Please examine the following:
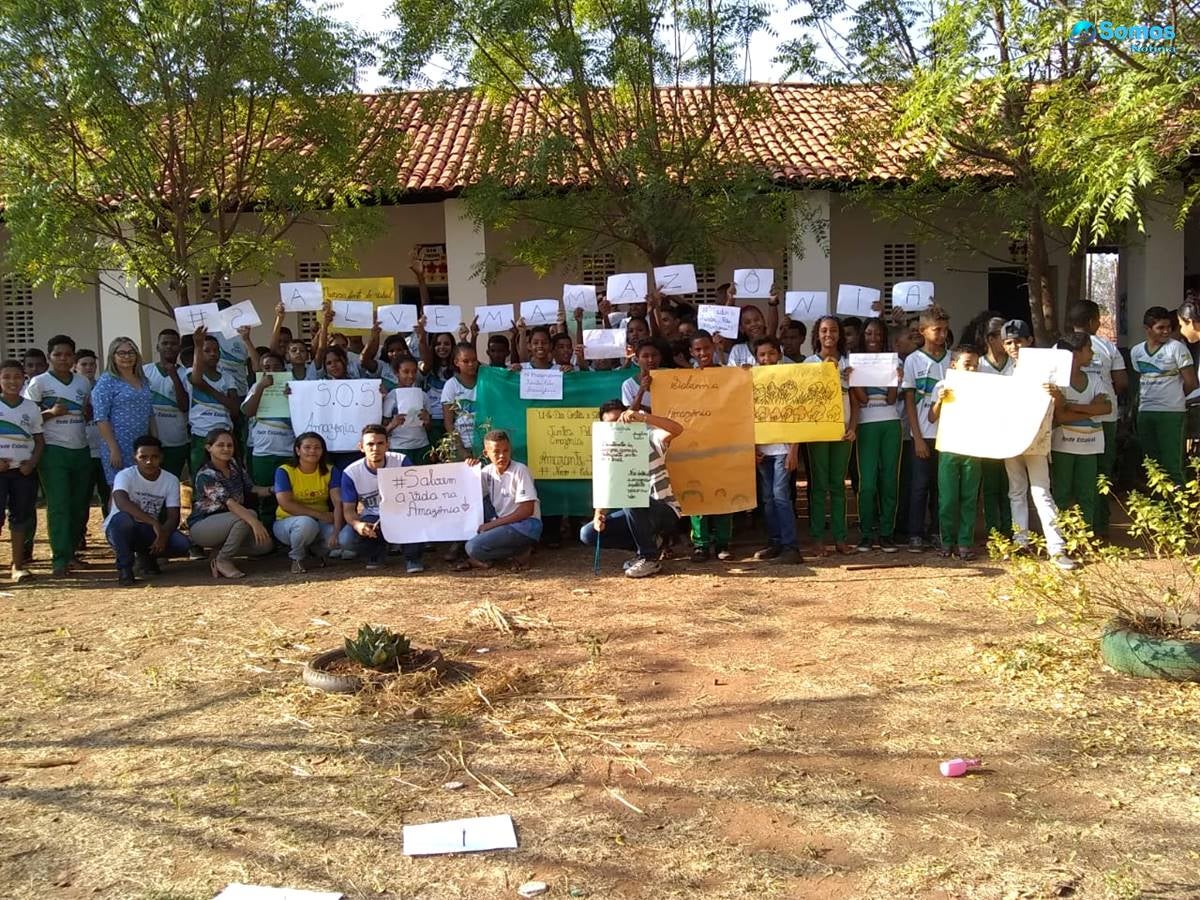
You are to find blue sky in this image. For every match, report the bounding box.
[333,0,803,90]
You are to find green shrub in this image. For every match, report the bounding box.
[344,624,411,671]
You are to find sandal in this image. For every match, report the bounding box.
[690,547,710,562]
[290,559,307,574]
[956,547,977,561]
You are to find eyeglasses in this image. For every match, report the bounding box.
[114,349,138,357]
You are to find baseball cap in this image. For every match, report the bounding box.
[1000,319,1032,340]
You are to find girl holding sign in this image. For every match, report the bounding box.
[384,358,432,462]
[723,285,780,367]
[442,343,480,459]
[1049,332,1111,528]
[804,316,857,555]
[417,319,455,449]
[187,328,242,478]
[850,318,902,552]
[241,352,295,527]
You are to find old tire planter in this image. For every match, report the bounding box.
[1100,619,1200,682]
[302,647,444,694]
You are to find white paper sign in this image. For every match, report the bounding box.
[892,280,935,311]
[426,304,463,334]
[379,462,484,544]
[215,885,342,900]
[402,813,518,857]
[519,367,564,401]
[733,268,774,299]
[563,284,598,315]
[654,264,697,296]
[936,369,1053,459]
[218,300,262,337]
[698,304,741,340]
[848,352,901,387]
[286,379,382,452]
[583,329,628,360]
[173,303,223,335]
[785,290,828,319]
[520,299,559,327]
[278,282,324,312]
[473,304,514,333]
[592,422,650,508]
[836,284,881,316]
[1014,347,1073,388]
[376,304,419,332]
[328,300,374,331]
[606,273,648,305]
[385,386,427,446]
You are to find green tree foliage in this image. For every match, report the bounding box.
[386,0,805,273]
[0,0,395,314]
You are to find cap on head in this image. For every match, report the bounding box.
[1000,319,1032,340]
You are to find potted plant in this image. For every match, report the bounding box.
[990,460,1200,681]
[303,624,443,693]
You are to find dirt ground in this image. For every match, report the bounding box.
[2,511,1200,900]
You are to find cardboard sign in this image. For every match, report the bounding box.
[173,303,223,335]
[218,300,262,337]
[520,299,559,327]
[606,273,648,305]
[785,290,828,319]
[519,367,563,401]
[286,379,382,452]
[379,462,484,544]
[563,284,598,315]
[473,304,514,333]
[254,371,293,419]
[592,422,650,508]
[278,282,324,312]
[328,300,374,331]
[697,304,741,340]
[583,329,627,360]
[733,268,773,299]
[320,277,396,334]
[752,362,844,443]
[654,264,697,296]
[527,407,594,479]
[892,280,935,311]
[935,369,1053,459]
[1014,347,1073,388]
[376,304,419,332]
[835,284,881,316]
[847,352,901,388]
[426,304,463,334]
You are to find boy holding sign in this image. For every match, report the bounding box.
[339,424,424,573]
[0,358,44,581]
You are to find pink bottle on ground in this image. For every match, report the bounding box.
[939,757,982,777]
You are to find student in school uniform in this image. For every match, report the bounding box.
[1130,306,1196,486]
[779,319,807,363]
[1049,331,1111,529]
[383,357,433,464]
[74,349,109,516]
[0,358,44,581]
[241,351,294,527]
[686,330,735,561]
[974,316,1014,538]
[928,344,982,559]
[901,306,951,552]
[621,340,661,413]
[103,435,190,586]
[852,317,902,552]
[442,343,480,460]
[805,316,856,555]
[752,337,804,564]
[460,429,543,573]
[339,424,425,573]
[143,329,192,478]
[725,288,780,367]
[187,327,243,478]
[273,432,343,574]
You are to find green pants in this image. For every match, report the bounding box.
[856,420,901,541]
[162,444,189,480]
[90,458,111,511]
[1138,410,1185,485]
[1096,421,1116,533]
[937,451,981,549]
[980,459,1012,538]
[250,453,290,528]
[39,445,93,570]
[190,435,209,481]
[1052,451,1099,528]
[809,440,852,544]
[689,514,732,551]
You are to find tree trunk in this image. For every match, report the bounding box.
[1065,247,1085,309]
[1027,213,1058,345]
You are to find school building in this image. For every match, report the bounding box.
[0,84,1194,356]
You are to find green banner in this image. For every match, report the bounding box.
[474,366,629,516]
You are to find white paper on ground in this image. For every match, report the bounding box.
[214,885,342,900]
[847,352,901,387]
[402,814,518,856]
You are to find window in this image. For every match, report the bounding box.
[692,263,718,304]
[296,261,332,338]
[198,272,231,303]
[882,243,918,310]
[1,276,35,357]
[580,253,617,288]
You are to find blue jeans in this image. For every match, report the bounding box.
[465,500,542,563]
[339,514,420,564]
[273,516,337,561]
[579,500,679,560]
[756,453,798,549]
[104,511,191,571]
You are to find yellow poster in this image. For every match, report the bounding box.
[650,367,756,515]
[935,369,1052,459]
[320,277,396,333]
[527,407,595,479]
[752,362,844,443]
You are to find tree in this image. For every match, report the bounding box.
[0,0,396,315]
[779,0,1194,343]
[385,0,808,275]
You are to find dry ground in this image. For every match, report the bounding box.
[2,514,1200,900]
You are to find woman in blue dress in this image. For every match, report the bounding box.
[91,336,154,484]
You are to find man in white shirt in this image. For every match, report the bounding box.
[104,435,190,586]
[339,424,424,573]
[461,430,542,571]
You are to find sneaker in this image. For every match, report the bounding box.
[1052,555,1078,571]
[624,557,661,578]
[753,544,782,561]
[716,548,735,561]
[879,537,898,553]
[906,536,926,553]
[327,548,343,559]
[690,547,710,563]
[187,546,206,561]
[855,539,872,553]
[10,567,31,583]
[365,556,383,571]
[937,545,952,558]
[771,546,805,565]
[117,568,137,587]
[406,559,425,574]
[622,556,640,572]
[133,554,161,577]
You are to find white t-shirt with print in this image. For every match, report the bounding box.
[440,377,477,450]
[1085,334,1124,424]
[1052,372,1105,455]
[902,349,950,440]
[104,465,181,528]
[187,371,236,437]
[0,396,43,463]
[621,376,650,410]
[383,387,430,451]
[23,371,91,450]
[482,460,541,520]
[143,363,191,447]
[1131,339,1193,413]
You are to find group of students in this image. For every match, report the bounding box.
[0,277,1193,584]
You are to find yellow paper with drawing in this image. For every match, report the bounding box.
[320,277,396,333]
[651,367,756,515]
[935,369,1052,459]
[752,362,844,443]
[527,407,594,479]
